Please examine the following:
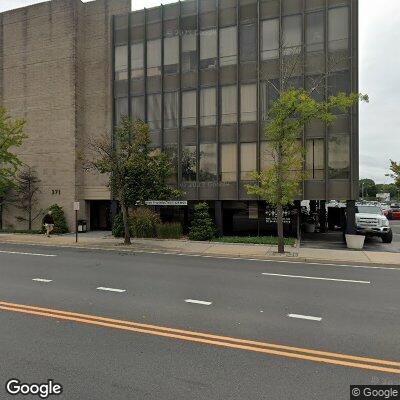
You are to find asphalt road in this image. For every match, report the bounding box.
[0,243,399,399]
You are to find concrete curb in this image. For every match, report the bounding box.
[1,238,399,268]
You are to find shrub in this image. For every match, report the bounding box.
[42,204,69,234]
[131,207,160,238]
[156,222,183,239]
[188,202,215,241]
[112,213,126,238]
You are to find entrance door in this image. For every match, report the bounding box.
[90,201,111,230]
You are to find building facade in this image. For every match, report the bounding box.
[113,0,358,234]
[0,0,130,230]
[0,0,358,234]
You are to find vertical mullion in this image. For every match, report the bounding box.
[301,0,305,200]
[161,6,165,151]
[178,1,182,190]
[350,0,356,200]
[196,0,200,200]
[127,13,132,142]
[111,15,116,149]
[256,0,261,175]
[144,9,148,123]
[216,0,220,200]
[324,0,328,200]
[236,0,240,201]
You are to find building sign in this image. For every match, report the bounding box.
[73,201,80,211]
[265,207,296,224]
[145,200,188,206]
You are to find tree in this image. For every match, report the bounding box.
[188,202,215,241]
[15,166,42,231]
[246,84,367,253]
[386,160,400,190]
[0,108,26,228]
[359,178,377,199]
[85,117,180,245]
[46,204,69,234]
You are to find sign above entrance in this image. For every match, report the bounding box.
[145,200,188,206]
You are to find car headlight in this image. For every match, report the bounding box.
[381,219,389,227]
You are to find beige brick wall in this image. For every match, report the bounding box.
[0,0,130,231]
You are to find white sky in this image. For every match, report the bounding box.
[1,0,399,184]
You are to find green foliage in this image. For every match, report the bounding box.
[155,222,183,239]
[188,202,215,241]
[86,118,181,244]
[359,178,377,198]
[0,108,26,197]
[212,236,295,246]
[246,89,366,207]
[112,213,126,238]
[131,207,160,238]
[387,160,400,189]
[43,204,69,234]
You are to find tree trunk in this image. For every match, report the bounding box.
[120,200,131,245]
[276,202,284,253]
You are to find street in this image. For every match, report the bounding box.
[0,243,399,399]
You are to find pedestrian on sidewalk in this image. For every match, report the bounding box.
[43,211,55,237]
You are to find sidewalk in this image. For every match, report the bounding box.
[0,232,399,266]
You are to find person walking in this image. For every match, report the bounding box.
[43,210,55,237]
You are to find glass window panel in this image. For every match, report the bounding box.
[240,142,256,180]
[200,29,217,70]
[306,75,325,101]
[328,7,349,51]
[131,96,145,121]
[220,143,237,182]
[182,31,197,73]
[182,90,197,127]
[328,70,350,96]
[261,18,279,60]
[283,15,302,55]
[240,24,256,62]
[147,93,162,131]
[306,139,325,180]
[328,135,350,179]
[115,97,128,127]
[199,143,217,181]
[221,85,237,125]
[114,45,128,81]
[131,42,144,78]
[182,145,197,182]
[306,12,324,53]
[220,26,237,66]
[260,141,274,170]
[147,39,161,76]
[261,80,279,120]
[164,92,179,129]
[164,144,178,184]
[200,87,217,126]
[164,36,179,74]
[241,84,257,122]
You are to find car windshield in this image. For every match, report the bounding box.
[356,206,382,215]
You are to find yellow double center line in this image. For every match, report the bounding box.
[1,300,399,374]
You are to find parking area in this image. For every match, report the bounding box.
[301,220,400,253]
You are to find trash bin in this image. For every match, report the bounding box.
[77,219,87,233]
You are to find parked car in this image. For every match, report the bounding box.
[383,204,400,220]
[356,204,393,243]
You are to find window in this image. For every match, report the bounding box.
[200,87,216,126]
[328,71,350,96]
[200,29,217,70]
[221,85,237,124]
[306,139,324,180]
[328,7,349,52]
[164,36,179,74]
[261,19,279,60]
[241,84,257,122]
[182,145,197,182]
[199,143,217,181]
[261,80,279,120]
[282,15,302,55]
[147,94,161,131]
[182,90,197,127]
[220,143,237,182]
[328,135,350,179]
[182,31,197,73]
[240,24,256,62]
[164,144,178,184]
[131,96,145,121]
[220,26,237,66]
[115,97,128,127]
[240,142,256,180]
[260,141,274,170]
[164,92,179,129]
[306,12,324,53]
[131,42,144,78]
[114,45,128,81]
[306,75,325,101]
[147,39,161,76]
